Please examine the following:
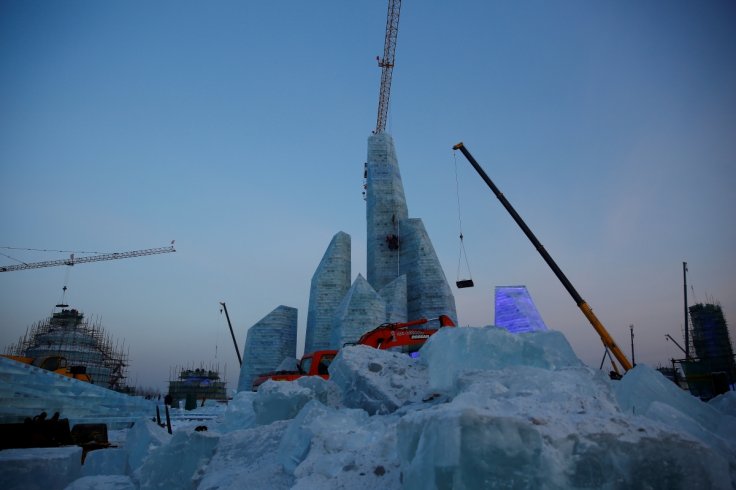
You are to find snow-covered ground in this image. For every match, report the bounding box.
[1,326,735,489]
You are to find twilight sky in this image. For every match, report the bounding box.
[1,0,734,391]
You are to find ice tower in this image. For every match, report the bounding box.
[306,133,456,350]
[237,305,297,392]
[365,134,456,324]
[304,231,351,353]
[245,2,456,372]
[366,133,409,291]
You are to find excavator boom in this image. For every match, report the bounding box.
[252,314,455,390]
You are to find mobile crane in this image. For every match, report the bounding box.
[452,142,632,375]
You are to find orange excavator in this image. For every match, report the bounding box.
[251,315,455,391]
[1,355,93,383]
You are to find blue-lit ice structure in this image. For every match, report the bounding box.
[494,285,549,334]
[237,306,297,392]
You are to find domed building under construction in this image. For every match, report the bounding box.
[4,307,129,390]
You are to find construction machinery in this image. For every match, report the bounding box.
[219,302,243,366]
[452,142,633,375]
[374,0,401,134]
[0,243,176,272]
[251,315,455,390]
[1,355,93,383]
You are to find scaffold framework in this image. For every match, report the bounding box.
[5,308,130,390]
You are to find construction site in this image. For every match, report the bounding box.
[167,364,228,409]
[673,302,736,399]
[3,307,130,391]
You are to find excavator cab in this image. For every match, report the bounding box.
[35,356,67,371]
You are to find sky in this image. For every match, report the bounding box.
[1,0,735,392]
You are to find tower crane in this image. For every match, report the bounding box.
[375,0,402,134]
[0,243,176,272]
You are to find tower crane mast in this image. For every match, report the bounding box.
[375,0,402,134]
[0,244,176,272]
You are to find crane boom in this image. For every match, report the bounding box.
[375,0,402,134]
[452,142,633,374]
[0,244,176,272]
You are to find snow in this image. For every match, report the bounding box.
[2,326,735,489]
[329,345,428,414]
[710,390,736,417]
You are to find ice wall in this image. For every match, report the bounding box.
[0,356,154,428]
[494,285,549,333]
[330,274,386,348]
[365,133,409,292]
[29,326,736,490]
[399,218,457,323]
[238,306,297,392]
[304,231,351,353]
[379,274,408,323]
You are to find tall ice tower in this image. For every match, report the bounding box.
[366,133,408,291]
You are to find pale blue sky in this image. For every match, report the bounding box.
[1,1,734,391]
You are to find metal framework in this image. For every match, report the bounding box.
[0,244,175,272]
[375,0,402,134]
[5,308,130,390]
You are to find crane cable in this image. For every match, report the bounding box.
[453,150,473,283]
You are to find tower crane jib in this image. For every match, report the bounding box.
[0,244,176,272]
[375,0,402,134]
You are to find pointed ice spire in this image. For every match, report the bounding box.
[379,274,407,323]
[237,305,297,392]
[305,231,351,353]
[330,274,386,349]
[399,218,457,324]
[494,286,549,334]
[365,133,409,291]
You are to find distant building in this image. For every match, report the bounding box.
[168,366,227,409]
[688,302,735,390]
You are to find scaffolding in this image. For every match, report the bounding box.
[674,302,736,399]
[168,363,227,409]
[4,308,130,390]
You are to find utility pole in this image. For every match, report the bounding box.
[683,262,690,359]
[629,324,635,366]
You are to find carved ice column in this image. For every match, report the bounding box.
[237,305,297,392]
[305,231,351,353]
